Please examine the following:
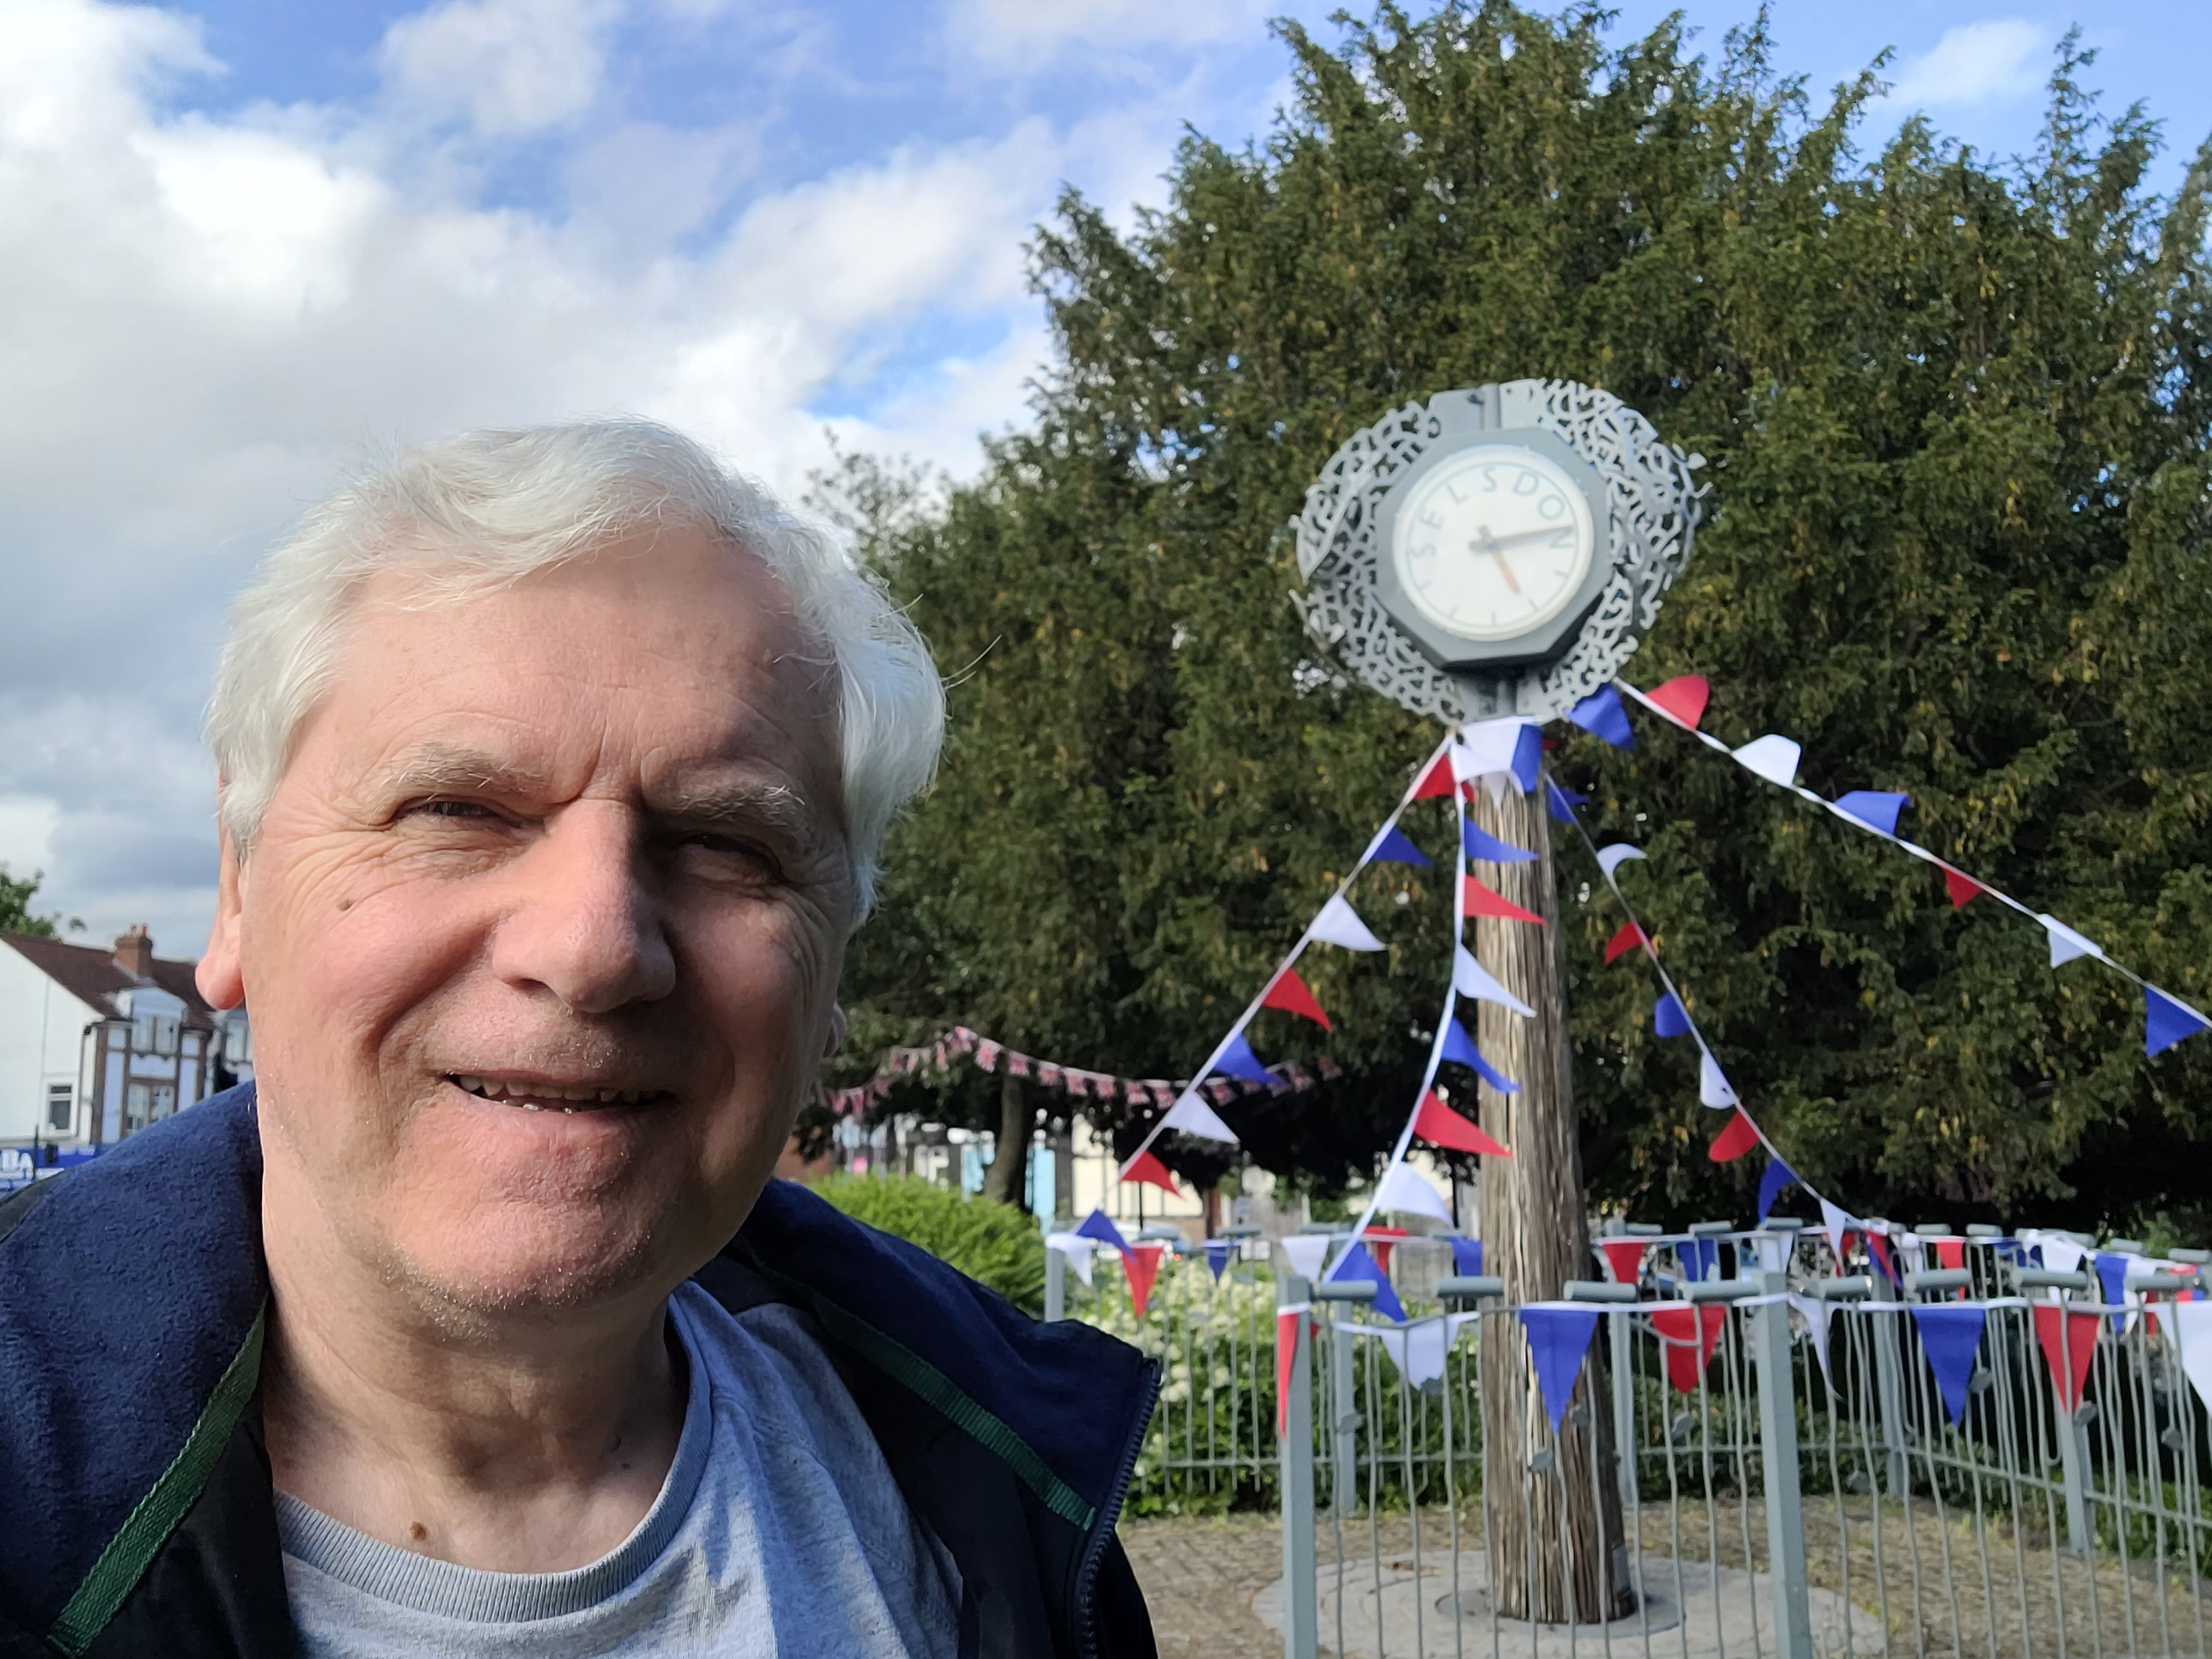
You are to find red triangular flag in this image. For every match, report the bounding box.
[1126,1243,1165,1318]
[2032,1304,2102,1416]
[1599,1239,1648,1285]
[1709,1109,1761,1163]
[1411,1090,1513,1157]
[1649,1304,1728,1393]
[1603,922,1648,965]
[1934,1237,1966,1272]
[1412,756,1455,799]
[1645,675,1710,730]
[1261,967,1332,1030]
[1275,1307,1304,1436]
[1122,1149,1180,1195]
[1464,875,1545,926]
[1942,866,1985,909]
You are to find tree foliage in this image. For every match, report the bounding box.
[0,866,58,938]
[826,4,2212,1234]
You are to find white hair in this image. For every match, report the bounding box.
[205,419,943,917]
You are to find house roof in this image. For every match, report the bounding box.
[1,932,218,1029]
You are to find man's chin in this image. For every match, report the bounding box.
[388,1218,672,1322]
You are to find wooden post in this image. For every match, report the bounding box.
[1473,778,1631,1623]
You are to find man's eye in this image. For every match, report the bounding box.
[680,833,781,875]
[413,799,497,820]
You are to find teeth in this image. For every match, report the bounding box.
[451,1076,655,1108]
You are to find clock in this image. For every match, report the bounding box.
[1389,443,1597,645]
[1292,381,1702,721]
[1369,421,1613,673]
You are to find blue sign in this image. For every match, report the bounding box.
[0,1145,100,1192]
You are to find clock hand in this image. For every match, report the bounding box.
[1483,524,1574,550]
[1470,527,1522,594]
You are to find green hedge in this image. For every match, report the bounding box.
[811,1175,1047,1316]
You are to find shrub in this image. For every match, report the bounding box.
[812,1174,1047,1315]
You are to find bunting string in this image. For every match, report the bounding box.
[820,1025,1341,1119]
[1612,676,2212,1056]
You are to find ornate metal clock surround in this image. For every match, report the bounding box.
[1292,379,1706,723]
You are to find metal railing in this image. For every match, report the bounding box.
[1056,1225,2212,1658]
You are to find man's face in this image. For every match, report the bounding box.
[200,524,854,1317]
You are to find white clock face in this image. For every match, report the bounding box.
[1389,443,1597,642]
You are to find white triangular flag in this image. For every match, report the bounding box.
[2040,914,2104,967]
[1595,845,1645,879]
[2170,1301,2212,1417]
[1369,1319,1451,1388]
[1455,947,1535,1017]
[1457,717,1531,778]
[2027,1230,2086,1277]
[1820,1197,1854,1263]
[1280,1234,1333,1281]
[1788,1292,1833,1382]
[1733,734,1803,788]
[1375,1160,1455,1222]
[1162,1092,1239,1143]
[1044,1234,1098,1287]
[1311,894,1385,952]
[1698,1049,1737,1108]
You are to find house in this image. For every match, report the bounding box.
[0,927,249,1166]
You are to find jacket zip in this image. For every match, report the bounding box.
[1071,1356,1162,1659]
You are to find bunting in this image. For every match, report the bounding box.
[1648,1304,1729,1394]
[1440,1018,1521,1093]
[1912,1304,1987,1426]
[1709,1110,1761,1162]
[1122,1150,1180,1195]
[1275,1301,1310,1436]
[1598,1238,1648,1285]
[1757,1156,1798,1223]
[1613,675,2212,1066]
[2032,1304,2102,1416]
[1126,1243,1165,1319]
[1260,969,1333,1030]
[1464,873,1546,925]
[1522,1305,1600,1431]
[1412,1090,1513,1158]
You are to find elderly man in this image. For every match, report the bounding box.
[0,423,1159,1656]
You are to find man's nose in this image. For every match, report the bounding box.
[491,802,676,1014]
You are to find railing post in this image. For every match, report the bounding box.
[2057,1404,2093,1555]
[1044,1243,1067,1323]
[1867,1259,1911,1497]
[1610,1306,1636,1511]
[1330,1314,1358,1516]
[1754,1270,1814,1659]
[1278,1274,1318,1659]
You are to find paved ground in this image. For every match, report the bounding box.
[1123,1500,2212,1659]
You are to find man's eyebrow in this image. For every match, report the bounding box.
[649,775,820,841]
[380,745,556,799]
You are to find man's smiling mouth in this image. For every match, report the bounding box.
[448,1076,669,1113]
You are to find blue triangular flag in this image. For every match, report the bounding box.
[1449,1237,1484,1276]
[1654,993,1692,1038]
[1203,1240,1233,1281]
[1911,1304,1987,1426]
[1833,790,1910,836]
[1440,1019,1522,1093]
[1211,1031,1277,1086]
[1522,1305,1601,1430]
[2094,1250,2131,1330]
[1510,725,1543,791]
[1756,1156,1798,1223]
[1547,781,1587,823]
[1568,685,1636,750]
[1328,1240,1406,1322]
[1075,1208,1130,1256]
[1464,821,1537,864]
[1680,1238,1719,1283]
[1371,826,1432,868]
[2145,987,2210,1056]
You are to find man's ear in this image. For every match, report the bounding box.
[196,818,246,1011]
[824,1004,848,1059]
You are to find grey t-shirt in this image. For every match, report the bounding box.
[276,1283,961,1657]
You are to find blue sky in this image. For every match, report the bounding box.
[5,0,2210,959]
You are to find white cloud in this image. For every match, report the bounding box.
[946,0,1274,73]
[379,0,621,136]
[0,0,1225,953]
[1887,20,2047,109]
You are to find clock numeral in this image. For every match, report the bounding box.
[1539,494,1567,520]
[1512,470,1540,497]
[1480,467,1499,493]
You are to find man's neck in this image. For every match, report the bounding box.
[259,1197,687,1573]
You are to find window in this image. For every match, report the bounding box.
[150,1083,176,1121]
[44,1083,71,1134]
[125,1083,152,1134]
[131,1014,156,1053]
[153,1018,179,1058]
